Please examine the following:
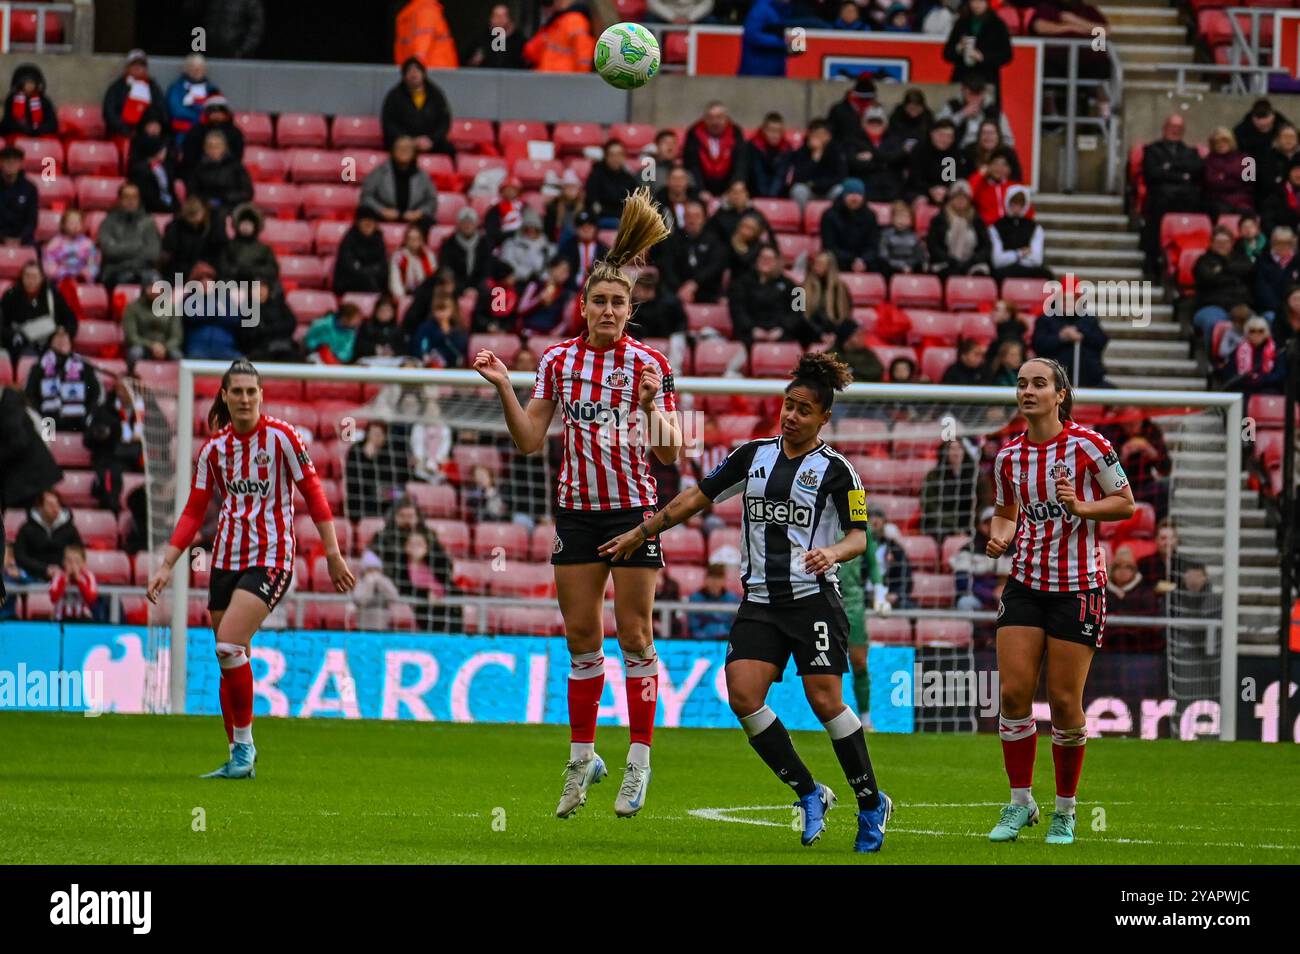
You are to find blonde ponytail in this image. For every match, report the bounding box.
[583,186,672,297]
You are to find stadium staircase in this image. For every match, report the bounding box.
[1038,192,1276,645]
[1100,1,1208,93]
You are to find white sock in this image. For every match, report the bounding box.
[1056,795,1077,816]
[570,742,595,761]
[628,742,650,768]
[1011,786,1034,806]
[233,725,253,745]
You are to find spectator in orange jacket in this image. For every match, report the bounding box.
[524,0,596,73]
[394,0,459,70]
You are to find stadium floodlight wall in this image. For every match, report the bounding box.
[168,361,1246,739]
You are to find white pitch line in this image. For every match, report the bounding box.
[687,805,1297,851]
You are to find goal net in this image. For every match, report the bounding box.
[135,361,1244,739]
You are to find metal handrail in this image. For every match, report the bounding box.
[1036,37,1124,194]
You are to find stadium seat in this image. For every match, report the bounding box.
[467,333,521,367]
[1000,277,1051,315]
[253,182,302,218]
[489,562,556,598]
[455,154,508,182]
[915,202,939,237]
[889,273,943,308]
[418,153,458,190]
[10,136,63,173]
[827,417,888,453]
[58,103,105,141]
[311,219,350,256]
[288,148,345,183]
[693,339,746,376]
[942,534,973,571]
[920,346,957,383]
[665,564,705,597]
[855,458,933,495]
[452,445,504,480]
[1176,248,1201,290]
[276,113,329,149]
[803,199,831,235]
[404,482,459,519]
[661,524,705,565]
[961,312,997,342]
[331,114,384,149]
[66,140,120,176]
[552,122,605,156]
[915,619,974,647]
[75,176,124,211]
[235,112,274,146]
[36,208,61,243]
[684,302,731,336]
[73,508,119,550]
[512,157,563,191]
[450,557,492,593]
[0,244,37,279]
[900,534,940,572]
[945,275,999,311]
[33,173,75,210]
[74,320,122,357]
[472,521,529,561]
[300,184,360,219]
[1159,213,1212,269]
[448,118,496,153]
[866,616,913,645]
[278,254,328,290]
[840,272,886,306]
[261,218,314,255]
[867,493,920,529]
[775,233,817,267]
[529,523,557,562]
[714,414,760,445]
[907,310,962,346]
[51,432,92,468]
[752,198,801,233]
[750,342,803,378]
[497,119,550,152]
[355,516,385,554]
[909,572,956,608]
[56,470,97,508]
[74,283,109,321]
[494,605,566,637]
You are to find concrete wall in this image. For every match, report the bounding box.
[0,53,629,123]
[1123,88,1300,152]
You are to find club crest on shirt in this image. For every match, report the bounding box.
[796,467,820,490]
[254,450,271,467]
[603,368,632,390]
[1048,462,1073,482]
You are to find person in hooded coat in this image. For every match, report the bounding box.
[1,63,58,136]
[989,184,1051,280]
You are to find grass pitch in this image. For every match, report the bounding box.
[2,712,1297,865]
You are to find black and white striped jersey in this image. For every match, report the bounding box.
[697,436,869,605]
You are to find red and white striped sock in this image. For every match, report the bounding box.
[567,650,605,761]
[1051,724,1087,815]
[623,647,658,767]
[999,712,1038,805]
[216,642,254,746]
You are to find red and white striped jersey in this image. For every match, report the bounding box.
[994,420,1129,592]
[185,416,322,572]
[532,333,677,511]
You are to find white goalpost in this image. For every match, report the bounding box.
[146,360,1244,740]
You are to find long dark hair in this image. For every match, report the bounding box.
[1021,356,1073,422]
[787,351,854,411]
[208,358,261,432]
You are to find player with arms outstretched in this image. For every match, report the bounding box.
[147,359,355,778]
[985,357,1135,844]
[602,354,892,852]
[473,187,680,819]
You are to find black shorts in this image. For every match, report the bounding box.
[997,576,1106,649]
[726,592,850,679]
[550,506,665,567]
[208,565,293,613]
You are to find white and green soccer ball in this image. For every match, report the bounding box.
[594,22,661,90]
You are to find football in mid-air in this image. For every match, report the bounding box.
[594,22,661,90]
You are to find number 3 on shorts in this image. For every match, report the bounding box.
[814,620,830,651]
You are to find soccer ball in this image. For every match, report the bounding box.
[594,22,661,90]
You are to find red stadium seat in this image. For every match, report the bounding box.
[405,482,459,519]
[253,182,302,218]
[472,521,529,560]
[909,572,956,608]
[494,605,566,637]
[468,333,521,367]
[665,564,705,597]
[56,469,97,508]
[66,140,120,175]
[866,617,913,645]
[276,113,329,149]
[286,288,338,321]
[661,524,705,565]
[34,173,75,210]
[85,550,131,585]
[497,119,550,151]
[447,118,496,153]
[868,493,920,528]
[331,114,384,150]
[10,136,63,173]
[775,233,817,267]
[312,219,350,256]
[58,103,105,141]
[452,445,504,480]
[418,153,458,190]
[961,312,997,342]
[855,458,933,495]
[906,310,963,346]
[244,145,291,182]
[0,244,36,279]
[920,346,957,383]
[76,176,125,212]
[1176,248,1201,290]
[916,619,974,647]
[1248,394,1290,429]
[288,148,345,184]
[889,273,943,308]
[278,254,328,290]
[235,112,274,146]
[684,302,731,336]
[300,184,360,220]
[750,342,803,378]
[489,562,556,598]
[51,432,92,468]
[899,534,940,571]
[915,202,939,237]
[552,122,605,156]
[715,414,761,445]
[261,218,314,255]
[607,123,656,152]
[693,339,746,376]
[1000,277,1051,315]
[753,198,801,233]
[840,272,886,306]
[455,153,508,181]
[73,508,119,550]
[1160,213,1212,270]
[74,283,109,321]
[74,319,122,357]
[942,534,973,571]
[945,275,999,311]
[827,417,888,453]
[803,199,831,234]
[512,157,563,191]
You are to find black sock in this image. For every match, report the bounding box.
[831,728,881,811]
[745,715,816,799]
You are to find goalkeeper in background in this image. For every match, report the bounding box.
[841,524,890,730]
